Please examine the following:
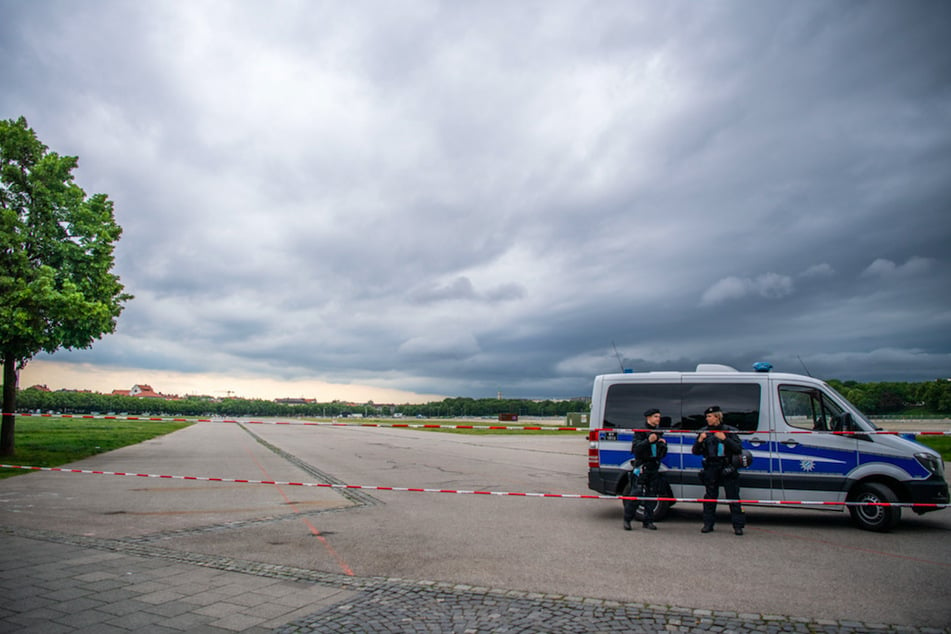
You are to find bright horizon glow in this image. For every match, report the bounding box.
[19,360,448,404]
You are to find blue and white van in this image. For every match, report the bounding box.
[587,364,948,531]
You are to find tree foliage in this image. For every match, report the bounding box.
[15,388,590,420]
[828,379,951,415]
[0,116,131,455]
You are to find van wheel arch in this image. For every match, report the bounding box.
[848,481,901,532]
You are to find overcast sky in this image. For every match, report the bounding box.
[3,1,950,402]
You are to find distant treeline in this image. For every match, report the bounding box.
[13,388,589,419]
[14,379,951,419]
[827,379,951,415]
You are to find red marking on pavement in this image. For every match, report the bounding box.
[244,448,354,577]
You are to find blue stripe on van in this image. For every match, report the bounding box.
[858,452,929,478]
[597,434,931,480]
[599,432,931,479]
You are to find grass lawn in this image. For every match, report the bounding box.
[0,416,193,479]
[916,436,951,462]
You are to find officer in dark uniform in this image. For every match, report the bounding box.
[692,405,746,535]
[623,408,667,530]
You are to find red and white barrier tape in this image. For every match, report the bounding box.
[5,413,950,435]
[9,412,196,422]
[0,464,945,509]
[232,420,583,431]
[4,413,583,431]
[594,427,951,436]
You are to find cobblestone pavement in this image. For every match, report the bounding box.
[3,526,947,634]
[278,585,950,634]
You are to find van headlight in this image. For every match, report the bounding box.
[915,452,945,478]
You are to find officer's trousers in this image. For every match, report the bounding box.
[700,465,745,529]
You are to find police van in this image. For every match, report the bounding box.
[587,364,948,531]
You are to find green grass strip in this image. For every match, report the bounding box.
[916,436,951,462]
[0,416,193,479]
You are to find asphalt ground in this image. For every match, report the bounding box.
[1,419,949,633]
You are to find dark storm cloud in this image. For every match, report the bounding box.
[3,1,950,399]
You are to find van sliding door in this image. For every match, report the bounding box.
[681,380,775,501]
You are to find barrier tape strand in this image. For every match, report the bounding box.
[4,413,949,435]
[593,427,950,436]
[3,413,583,432]
[1,464,945,510]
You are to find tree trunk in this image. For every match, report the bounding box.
[1,356,17,456]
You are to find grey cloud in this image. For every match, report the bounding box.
[8,1,951,399]
[800,264,835,278]
[398,330,481,360]
[700,273,795,307]
[411,277,479,303]
[861,257,935,279]
[484,283,526,302]
[410,277,527,304]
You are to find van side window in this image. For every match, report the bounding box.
[779,385,846,431]
[682,383,760,431]
[602,384,681,429]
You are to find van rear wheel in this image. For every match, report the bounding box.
[634,480,673,523]
[849,482,901,532]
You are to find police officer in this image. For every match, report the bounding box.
[623,408,667,530]
[692,405,746,535]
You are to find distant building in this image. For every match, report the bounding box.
[274,398,317,405]
[111,384,177,400]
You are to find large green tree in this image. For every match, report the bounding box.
[0,116,131,455]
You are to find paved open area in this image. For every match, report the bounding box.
[1,419,949,632]
[6,526,947,634]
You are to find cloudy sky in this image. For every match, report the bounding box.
[3,1,950,402]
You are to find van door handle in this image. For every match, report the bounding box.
[749,437,764,447]
[782,439,800,448]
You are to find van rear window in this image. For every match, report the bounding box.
[681,383,760,431]
[603,383,681,429]
[603,382,760,431]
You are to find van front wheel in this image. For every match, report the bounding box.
[849,483,901,532]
